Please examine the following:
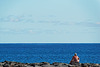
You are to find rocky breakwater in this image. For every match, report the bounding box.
[0,61,100,67]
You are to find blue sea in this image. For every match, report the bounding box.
[0,43,100,63]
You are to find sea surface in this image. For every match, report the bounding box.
[0,43,100,63]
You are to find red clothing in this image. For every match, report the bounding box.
[71,56,79,62]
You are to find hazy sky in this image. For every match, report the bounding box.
[0,0,100,43]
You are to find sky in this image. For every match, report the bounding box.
[0,0,100,43]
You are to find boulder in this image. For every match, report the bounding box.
[0,65,3,67]
[0,61,100,67]
[52,62,63,66]
[3,64,10,67]
[0,63,5,66]
[40,62,50,65]
[68,65,75,67]
[52,62,69,67]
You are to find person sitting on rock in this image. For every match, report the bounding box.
[70,53,80,64]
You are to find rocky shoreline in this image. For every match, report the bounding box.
[0,61,100,67]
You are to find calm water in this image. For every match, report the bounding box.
[0,43,100,63]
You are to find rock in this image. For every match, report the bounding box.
[29,63,35,66]
[40,62,50,67]
[34,66,41,67]
[4,61,11,64]
[31,62,50,66]
[41,64,50,67]
[61,64,68,67]
[14,65,19,67]
[52,62,63,66]
[81,63,88,67]
[40,62,50,66]
[3,64,10,67]
[0,61,100,67]
[0,65,3,67]
[81,63,100,67]
[25,66,33,67]
[30,63,40,66]
[49,65,55,67]
[93,64,100,67]
[52,62,69,67]
[9,65,16,67]
[68,64,75,67]
[0,62,5,66]
[69,62,81,67]
[10,62,17,65]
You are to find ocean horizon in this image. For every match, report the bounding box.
[0,43,100,64]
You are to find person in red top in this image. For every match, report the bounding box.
[70,53,80,64]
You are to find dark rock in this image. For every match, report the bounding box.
[4,61,11,64]
[3,64,10,67]
[93,64,100,67]
[14,65,19,67]
[29,63,35,66]
[68,64,75,67]
[40,62,50,65]
[52,62,63,66]
[30,63,40,66]
[41,65,50,67]
[82,63,90,67]
[0,61,100,67]
[81,63,100,67]
[62,64,69,67]
[25,66,33,67]
[9,65,16,67]
[31,62,50,66]
[52,62,68,67]
[40,62,50,67]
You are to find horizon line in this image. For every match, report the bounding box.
[0,42,100,43]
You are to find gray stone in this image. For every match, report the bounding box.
[62,64,68,67]
[49,65,55,67]
[68,64,75,67]
[93,65,100,67]
[0,65,3,67]
[0,61,100,67]
[40,62,50,66]
[10,63,16,65]
[41,65,50,67]
[81,63,88,67]
[0,63,4,66]
[35,65,41,67]
[52,62,63,66]
[25,66,33,67]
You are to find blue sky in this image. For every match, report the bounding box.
[0,0,100,43]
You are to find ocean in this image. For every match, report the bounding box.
[0,43,100,64]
